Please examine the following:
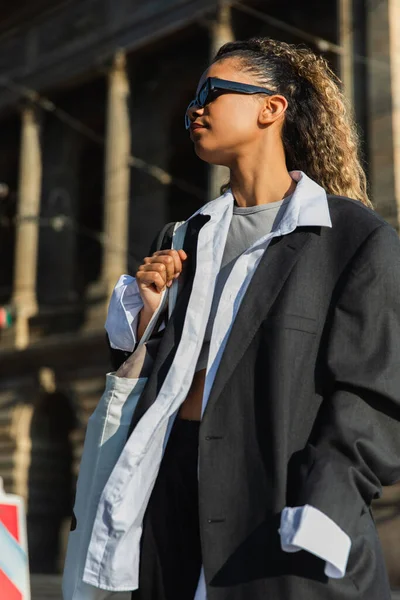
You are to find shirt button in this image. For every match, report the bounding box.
[205,436,211,441]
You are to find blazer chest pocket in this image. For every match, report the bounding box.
[264,313,317,335]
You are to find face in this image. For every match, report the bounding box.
[186,58,282,166]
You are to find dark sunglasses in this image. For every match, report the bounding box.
[185,77,278,130]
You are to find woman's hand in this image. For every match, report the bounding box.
[136,249,188,315]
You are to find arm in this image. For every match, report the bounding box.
[280,224,400,576]
[105,276,167,370]
[104,223,187,364]
[104,228,168,354]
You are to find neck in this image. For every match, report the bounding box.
[228,143,296,207]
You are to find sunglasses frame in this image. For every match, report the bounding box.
[185,77,278,129]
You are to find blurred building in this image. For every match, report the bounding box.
[0,0,399,585]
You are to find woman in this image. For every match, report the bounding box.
[105,38,400,599]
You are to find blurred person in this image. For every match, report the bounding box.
[105,38,400,599]
[28,368,76,573]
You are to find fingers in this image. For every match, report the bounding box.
[177,249,187,260]
[136,268,167,293]
[137,249,188,294]
[146,250,187,280]
[143,256,174,283]
[153,249,187,273]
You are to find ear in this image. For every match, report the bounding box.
[258,94,288,126]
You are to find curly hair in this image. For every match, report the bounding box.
[213,38,371,207]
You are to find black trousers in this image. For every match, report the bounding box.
[131,418,202,600]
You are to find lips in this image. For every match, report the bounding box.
[190,122,207,132]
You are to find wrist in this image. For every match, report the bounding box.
[137,305,156,341]
[140,305,156,319]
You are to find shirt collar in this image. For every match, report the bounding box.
[289,170,332,229]
[190,170,332,231]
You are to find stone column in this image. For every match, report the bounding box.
[367,0,400,230]
[101,50,131,298]
[388,0,400,227]
[12,103,42,349]
[338,0,354,105]
[208,2,233,201]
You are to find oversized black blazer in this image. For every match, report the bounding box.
[110,195,400,600]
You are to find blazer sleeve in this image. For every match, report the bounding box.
[285,223,400,568]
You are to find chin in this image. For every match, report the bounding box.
[194,142,229,166]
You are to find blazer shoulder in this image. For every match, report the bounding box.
[325,194,400,265]
[326,194,390,232]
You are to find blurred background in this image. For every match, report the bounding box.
[0,0,399,597]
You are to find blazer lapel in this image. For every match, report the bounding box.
[203,228,316,421]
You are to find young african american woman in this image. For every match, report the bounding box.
[101,38,400,600]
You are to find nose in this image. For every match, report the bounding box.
[187,102,204,124]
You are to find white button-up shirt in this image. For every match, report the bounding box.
[87,171,350,597]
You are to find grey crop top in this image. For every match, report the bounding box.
[195,194,292,372]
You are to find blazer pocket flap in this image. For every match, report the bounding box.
[266,313,317,334]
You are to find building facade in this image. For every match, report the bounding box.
[0,0,399,586]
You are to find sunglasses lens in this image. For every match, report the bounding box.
[185,100,195,129]
[199,85,209,107]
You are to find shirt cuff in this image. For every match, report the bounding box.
[105,275,144,352]
[279,505,351,579]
